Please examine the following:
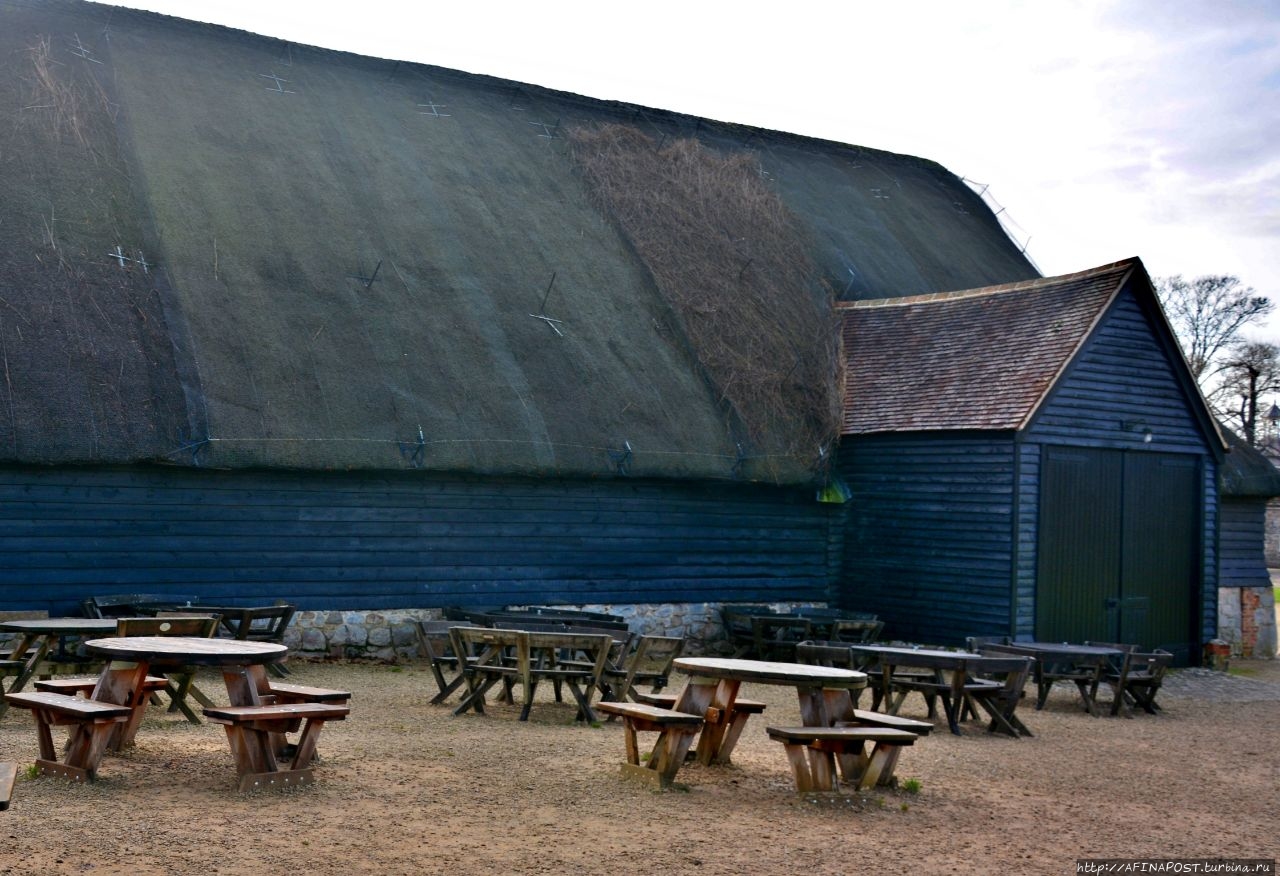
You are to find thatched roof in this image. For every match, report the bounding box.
[0,0,1037,482]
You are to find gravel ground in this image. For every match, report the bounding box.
[1,658,1277,876]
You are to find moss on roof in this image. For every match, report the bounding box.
[0,0,1037,482]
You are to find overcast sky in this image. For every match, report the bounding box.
[102,0,1280,337]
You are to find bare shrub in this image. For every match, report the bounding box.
[568,124,839,472]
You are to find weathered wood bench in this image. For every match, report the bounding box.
[35,675,168,696]
[4,691,132,781]
[766,725,919,793]
[266,682,352,705]
[842,708,935,735]
[203,702,349,792]
[633,691,766,764]
[0,762,16,811]
[595,701,704,790]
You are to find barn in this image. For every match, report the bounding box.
[0,0,1034,641]
[836,259,1226,664]
[0,1,1254,663]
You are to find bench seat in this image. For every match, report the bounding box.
[266,682,352,704]
[767,725,919,793]
[596,701,703,790]
[843,708,935,735]
[634,691,767,714]
[4,691,133,782]
[633,691,765,764]
[203,703,349,792]
[35,675,168,696]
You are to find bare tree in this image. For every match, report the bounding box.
[1217,341,1280,445]
[1156,275,1272,380]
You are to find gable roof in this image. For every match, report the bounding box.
[1220,428,1280,498]
[0,0,1037,482]
[839,260,1133,434]
[838,257,1226,451]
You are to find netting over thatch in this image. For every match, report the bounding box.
[0,0,1037,479]
[0,22,190,463]
[568,124,840,466]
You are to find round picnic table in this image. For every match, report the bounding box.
[82,636,288,746]
[671,657,867,766]
[0,618,120,699]
[83,636,287,668]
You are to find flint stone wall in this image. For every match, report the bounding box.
[283,602,823,662]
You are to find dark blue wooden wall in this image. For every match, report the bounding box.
[1219,499,1270,589]
[0,466,834,616]
[1022,284,1217,641]
[836,281,1218,649]
[836,435,1017,644]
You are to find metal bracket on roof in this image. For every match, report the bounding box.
[399,425,427,469]
[870,188,891,201]
[528,272,564,337]
[349,260,382,289]
[107,246,154,273]
[172,433,210,467]
[608,441,633,476]
[837,252,861,296]
[529,118,560,139]
[259,72,296,94]
[68,34,103,64]
[417,102,451,118]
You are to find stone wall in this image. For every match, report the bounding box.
[1216,584,1278,658]
[1266,499,1280,567]
[283,601,824,662]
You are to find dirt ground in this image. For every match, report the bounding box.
[1,657,1277,876]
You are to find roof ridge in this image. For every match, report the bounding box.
[836,257,1140,310]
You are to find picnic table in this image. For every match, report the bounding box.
[450,627,614,723]
[983,642,1122,716]
[0,618,118,708]
[671,657,868,764]
[600,656,931,793]
[848,644,1034,737]
[4,636,347,790]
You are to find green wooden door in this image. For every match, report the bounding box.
[1036,446,1199,662]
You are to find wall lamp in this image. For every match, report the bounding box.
[1121,419,1154,443]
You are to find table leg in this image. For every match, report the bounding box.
[941,668,965,736]
[7,634,51,695]
[91,659,154,749]
[675,676,736,766]
[223,665,271,706]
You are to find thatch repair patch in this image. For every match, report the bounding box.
[568,124,839,471]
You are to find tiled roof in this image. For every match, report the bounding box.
[838,259,1139,434]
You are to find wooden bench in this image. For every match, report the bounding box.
[841,708,934,735]
[766,725,919,793]
[203,702,349,792]
[35,675,168,696]
[4,691,132,782]
[266,682,351,705]
[633,691,766,764]
[0,762,16,811]
[595,701,704,790]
